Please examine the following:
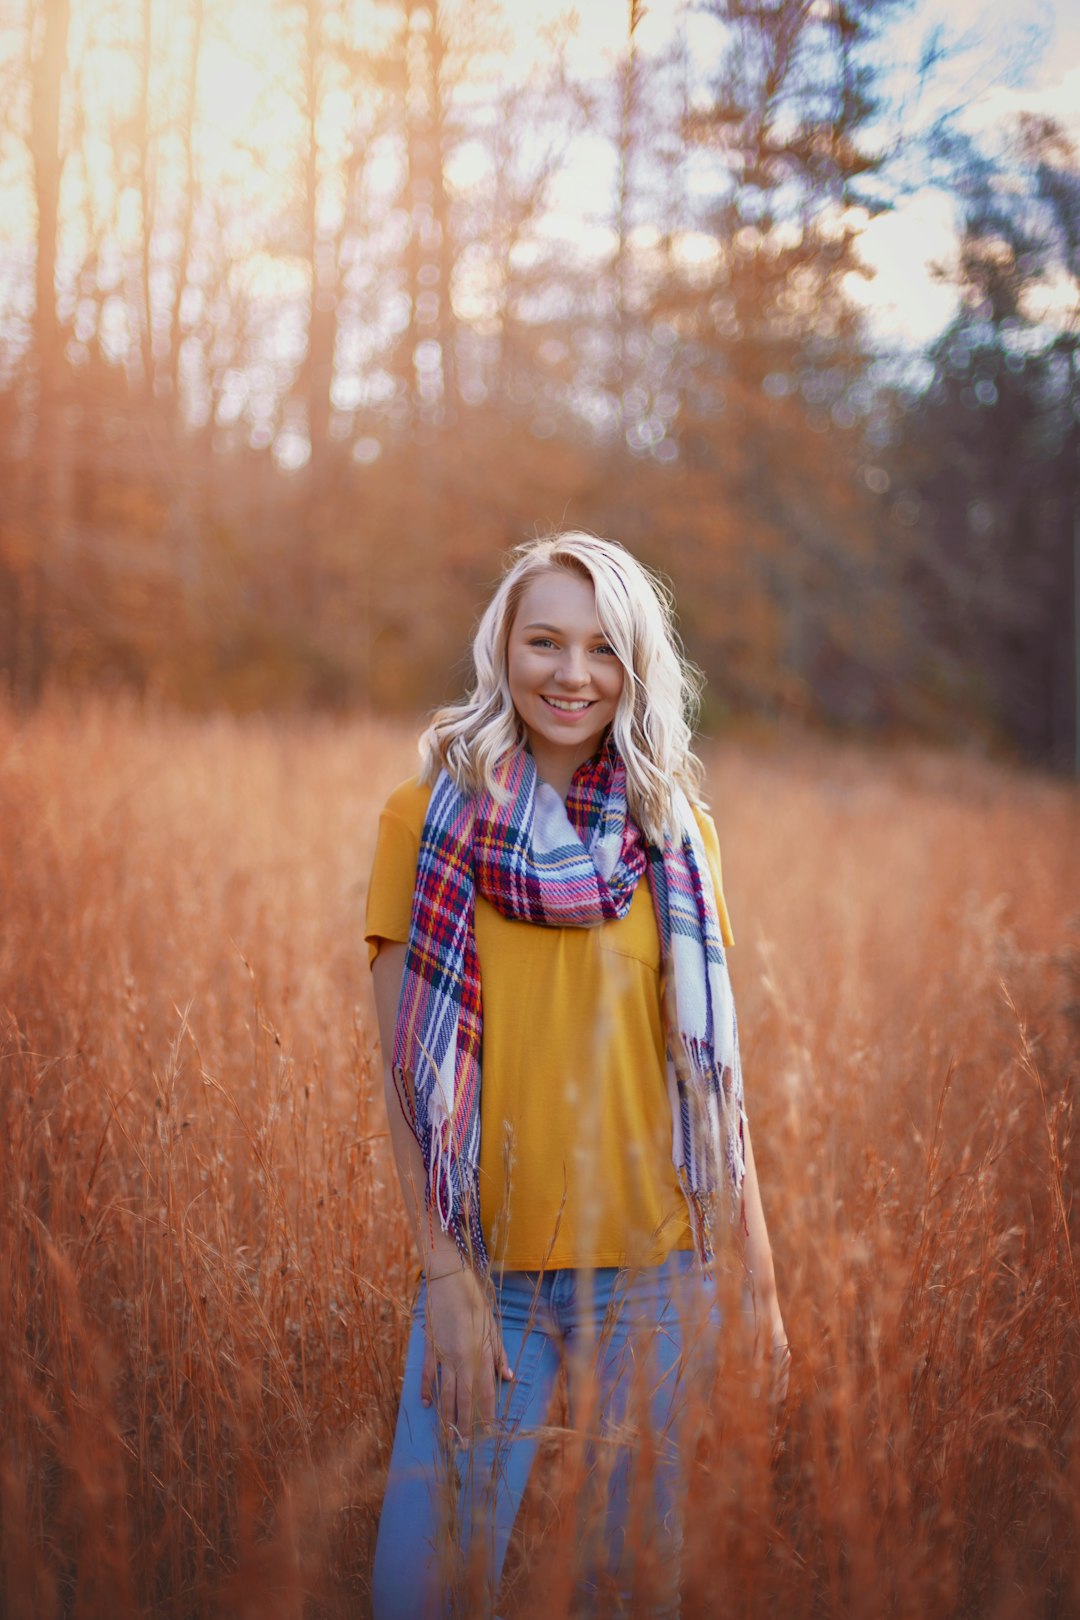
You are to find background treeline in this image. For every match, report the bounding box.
[1,0,1078,767]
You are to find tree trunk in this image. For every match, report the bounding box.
[136,0,154,397]
[301,0,336,470]
[20,0,72,704]
[166,0,205,429]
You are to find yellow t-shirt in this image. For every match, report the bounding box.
[365,777,736,1271]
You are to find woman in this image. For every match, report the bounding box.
[366,532,787,1618]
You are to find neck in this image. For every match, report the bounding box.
[527,738,595,801]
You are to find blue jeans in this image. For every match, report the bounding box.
[371,1250,722,1619]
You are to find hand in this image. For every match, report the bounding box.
[742,1288,790,1414]
[769,1329,791,1411]
[759,1299,790,1412]
[421,1267,514,1440]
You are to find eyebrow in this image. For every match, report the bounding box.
[522,622,608,635]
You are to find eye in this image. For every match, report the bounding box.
[528,636,557,649]
[593,643,617,657]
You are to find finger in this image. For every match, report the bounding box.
[493,1324,514,1383]
[455,1370,473,1437]
[440,1365,457,1432]
[475,1364,496,1429]
[421,1337,436,1409]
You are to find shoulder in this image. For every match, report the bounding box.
[366,777,433,966]
[379,775,433,835]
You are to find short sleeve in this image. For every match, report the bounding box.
[690,805,735,949]
[364,778,430,967]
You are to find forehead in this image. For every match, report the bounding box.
[514,567,601,628]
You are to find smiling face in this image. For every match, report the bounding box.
[506,566,625,793]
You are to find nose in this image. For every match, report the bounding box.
[555,646,589,687]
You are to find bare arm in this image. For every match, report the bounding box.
[371,943,463,1275]
[371,943,512,1432]
[740,1115,790,1404]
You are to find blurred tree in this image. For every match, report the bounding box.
[162,0,205,429]
[610,0,647,400]
[892,115,1080,769]
[362,0,498,429]
[312,0,338,454]
[134,0,152,399]
[30,0,70,410]
[475,29,592,417]
[0,0,1068,764]
[660,0,909,722]
[8,0,72,703]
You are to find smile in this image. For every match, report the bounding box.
[541,696,594,712]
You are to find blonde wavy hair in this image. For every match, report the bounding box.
[418,532,706,842]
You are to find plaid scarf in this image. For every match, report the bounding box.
[392,734,746,1271]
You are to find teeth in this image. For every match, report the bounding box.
[544,697,591,711]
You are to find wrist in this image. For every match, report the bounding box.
[425,1259,468,1284]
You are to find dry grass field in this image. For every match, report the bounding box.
[1,692,1078,1619]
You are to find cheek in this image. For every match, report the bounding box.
[506,647,534,701]
[605,665,626,704]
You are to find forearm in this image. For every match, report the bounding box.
[383,1068,464,1276]
[740,1117,786,1344]
[372,941,464,1278]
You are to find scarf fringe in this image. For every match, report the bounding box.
[398,1095,491,1270]
[426,1123,489,1269]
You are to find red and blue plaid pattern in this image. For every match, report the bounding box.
[392,733,745,1271]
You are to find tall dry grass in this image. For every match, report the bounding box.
[1,692,1078,1618]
